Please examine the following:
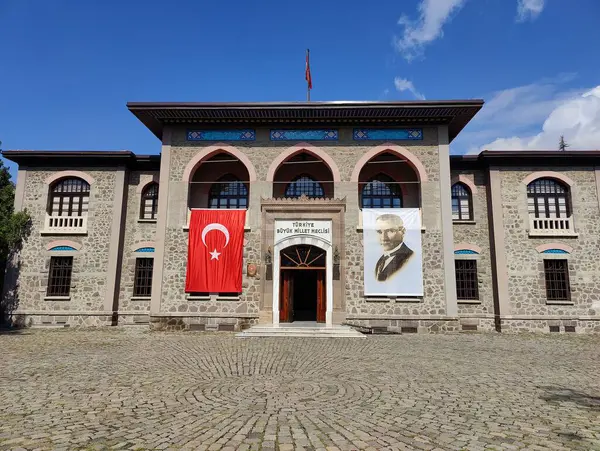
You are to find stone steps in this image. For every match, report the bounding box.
[236,324,366,338]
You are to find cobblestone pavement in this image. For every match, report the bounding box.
[1,330,600,451]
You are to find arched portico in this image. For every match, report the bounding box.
[273,235,333,327]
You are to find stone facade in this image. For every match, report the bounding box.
[11,168,119,327]
[496,167,600,333]
[4,101,600,333]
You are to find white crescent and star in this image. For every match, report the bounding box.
[201,223,230,261]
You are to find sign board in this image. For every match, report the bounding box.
[275,220,332,245]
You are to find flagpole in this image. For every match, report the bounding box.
[306,49,310,102]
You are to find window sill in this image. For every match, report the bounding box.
[364,297,422,303]
[44,296,71,301]
[453,220,476,225]
[41,230,88,236]
[187,295,211,301]
[528,230,578,238]
[217,296,240,301]
[546,300,574,306]
[130,296,151,301]
[138,219,157,224]
[457,299,481,304]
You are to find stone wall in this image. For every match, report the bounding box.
[116,171,159,324]
[499,168,600,327]
[158,125,449,330]
[12,168,119,327]
[451,169,495,331]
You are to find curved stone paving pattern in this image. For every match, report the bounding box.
[1,330,600,450]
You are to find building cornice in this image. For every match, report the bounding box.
[127,100,484,143]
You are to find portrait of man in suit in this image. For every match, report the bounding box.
[374,213,414,282]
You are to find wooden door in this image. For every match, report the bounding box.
[316,270,326,323]
[280,271,294,322]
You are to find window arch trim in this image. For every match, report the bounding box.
[45,171,95,186]
[182,144,257,183]
[351,143,428,183]
[266,142,341,182]
[450,174,477,194]
[46,240,82,251]
[522,171,575,187]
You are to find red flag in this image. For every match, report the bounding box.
[305,49,312,90]
[185,209,246,293]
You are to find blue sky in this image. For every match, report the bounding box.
[1,0,599,176]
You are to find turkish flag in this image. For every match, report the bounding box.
[305,50,312,90]
[185,209,246,293]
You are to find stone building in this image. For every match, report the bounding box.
[3,100,600,333]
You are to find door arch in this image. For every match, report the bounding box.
[273,236,333,327]
[279,245,327,323]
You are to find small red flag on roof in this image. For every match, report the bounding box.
[305,49,312,96]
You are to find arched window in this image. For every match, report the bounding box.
[208,175,248,209]
[140,182,159,220]
[284,175,324,199]
[360,174,402,208]
[49,177,90,216]
[451,183,472,221]
[527,178,570,218]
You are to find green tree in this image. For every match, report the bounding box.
[0,144,32,325]
[559,135,570,151]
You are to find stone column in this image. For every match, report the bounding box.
[151,128,172,315]
[488,167,510,323]
[438,125,458,317]
[104,166,128,314]
[13,169,27,212]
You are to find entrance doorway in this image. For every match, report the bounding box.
[279,245,326,323]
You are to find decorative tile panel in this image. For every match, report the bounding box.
[49,246,76,251]
[541,249,569,254]
[187,130,255,141]
[270,130,338,141]
[135,247,155,253]
[454,249,478,255]
[353,128,423,141]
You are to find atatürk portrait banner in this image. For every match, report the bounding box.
[362,208,423,296]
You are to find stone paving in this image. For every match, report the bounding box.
[1,329,600,451]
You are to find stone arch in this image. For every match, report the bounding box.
[46,240,82,251]
[45,170,95,186]
[454,242,482,254]
[131,241,156,252]
[522,171,575,187]
[350,143,428,183]
[266,143,341,182]
[535,242,573,254]
[451,174,477,194]
[182,143,257,183]
[136,175,160,194]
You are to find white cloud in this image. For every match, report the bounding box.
[450,74,592,153]
[394,77,426,100]
[516,0,545,22]
[393,0,467,62]
[482,86,600,151]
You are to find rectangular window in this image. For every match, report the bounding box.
[455,260,479,300]
[133,258,154,297]
[47,256,73,296]
[544,259,570,301]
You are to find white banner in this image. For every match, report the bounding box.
[362,208,423,296]
[274,220,332,245]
